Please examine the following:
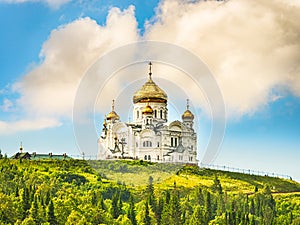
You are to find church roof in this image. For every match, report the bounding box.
[106,100,120,121]
[133,62,167,104]
[182,99,194,120]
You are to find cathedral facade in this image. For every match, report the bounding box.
[97,63,198,164]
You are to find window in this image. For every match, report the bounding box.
[143,141,152,148]
[174,138,178,147]
[157,142,160,147]
[160,110,163,119]
[157,155,159,160]
[137,110,139,119]
[148,155,151,160]
[171,137,174,147]
[154,110,157,118]
[179,155,183,161]
[144,155,147,160]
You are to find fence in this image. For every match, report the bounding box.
[199,163,292,180]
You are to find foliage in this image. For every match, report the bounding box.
[0,159,299,225]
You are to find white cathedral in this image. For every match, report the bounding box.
[97,63,198,164]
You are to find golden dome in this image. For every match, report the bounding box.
[107,111,120,120]
[106,100,120,121]
[142,104,154,114]
[182,99,194,120]
[133,62,167,104]
[182,109,194,120]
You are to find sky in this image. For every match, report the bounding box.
[0,0,300,181]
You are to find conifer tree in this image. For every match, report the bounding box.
[170,192,182,225]
[127,195,137,225]
[29,195,39,224]
[147,176,156,213]
[112,192,121,219]
[189,205,203,225]
[144,201,151,225]
[21,187,30,218]
[205,191,212,223]
[156,197,164,225]
[212,176,223,194]
[46,200,56,225]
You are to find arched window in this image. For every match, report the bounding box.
[144,155,147,160]
[160,110,163,119]
[143,141,152,148]
[154,110,157,118]
[171,137,174,147]
[148,155,151,160]
[137,110,139,119]
[157,155,159,160]
[175,138,178,147]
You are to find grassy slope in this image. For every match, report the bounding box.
[89,160,300,194]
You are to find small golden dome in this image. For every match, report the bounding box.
[182,99,194,120]
[182,109,194,120]
[106,100,120,121]
[133,62,167,104]
[106,111,120,120]
[142,104,154,114]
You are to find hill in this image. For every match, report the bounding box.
[0,158,300,225]
[90,159,300,194]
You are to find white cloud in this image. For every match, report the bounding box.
[0,0,71,9]
[13,6,138,118]
[0,118,61,135]
[4,0,300,134]
[0,98,13,112]
[145,0,300,117]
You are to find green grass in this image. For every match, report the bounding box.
[88,160,300,195]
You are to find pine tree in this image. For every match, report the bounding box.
[156,197,164,225]
[170,192,182,225]
[147,176,156,214]
[212,176,223,194]
[46,200,56,225]
[189,205,203,225]
[144,201,151,225]
[29,195,39,224]
[127,195,137,225]
[195,187,205,206]
[205,191,212,223]
[21,187,30,218]
[112,192,121,219]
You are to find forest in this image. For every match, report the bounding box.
[0,158,300,225]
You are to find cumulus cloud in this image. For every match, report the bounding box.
[0,0,71,9]
[13,6,138,118]
[4,0,300,134]
[145,0,300,116]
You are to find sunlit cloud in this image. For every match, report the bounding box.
[4,0,300,134]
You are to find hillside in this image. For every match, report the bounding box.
[90,159,300,194]
[0,158,300,225]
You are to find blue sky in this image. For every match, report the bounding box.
[0,0,300,181]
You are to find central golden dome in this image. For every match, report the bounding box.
[133,62,167,104]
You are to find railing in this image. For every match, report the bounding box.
[199,163,292,180]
